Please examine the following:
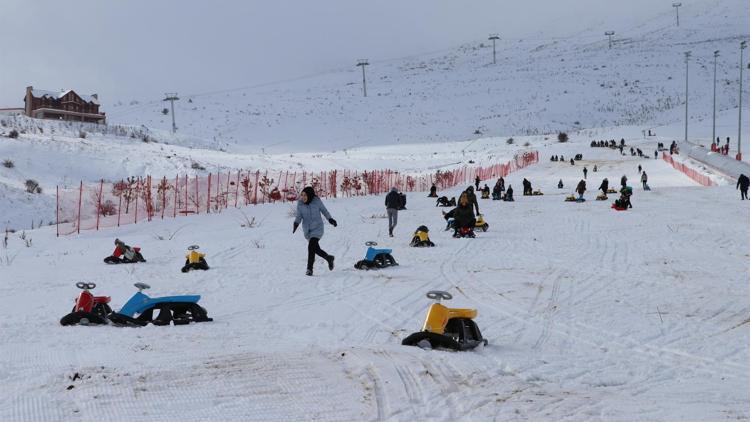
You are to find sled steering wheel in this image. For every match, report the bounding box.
[134,282,151,291]
[426,290,452,301]
[365,241,378,246]
[187,245,200,250]
[76,282,96,290]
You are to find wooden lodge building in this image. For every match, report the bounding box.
[24,86,106,124]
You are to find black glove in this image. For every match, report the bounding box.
[328,218,337,227]
[293,222,299,233]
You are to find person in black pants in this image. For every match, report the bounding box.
[293,186,337,276]
[738,174,750,200]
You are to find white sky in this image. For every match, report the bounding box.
[0,0,671,107]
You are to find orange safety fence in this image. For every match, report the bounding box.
[56,151,539,236]
[661,152,716,187]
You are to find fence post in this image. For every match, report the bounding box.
[117,180,122,227]
[95,179,103,231]
[76,181,83,234]
[173,175,178,218]
[195,174,200,214]
[207,173,212,213]
[235,170,241,207]
[253,171,259,205]
[56,185,59,237]
[161,177,166,219]
[134,178,139,224]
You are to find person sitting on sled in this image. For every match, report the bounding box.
[504,185,514,201]
[481,184,490,199]
[492,179,503,200]
[451,192,476,237]
[113,239,137,261]
[182,245,209,272]
[428,184,438,197]
[615,186,633,209]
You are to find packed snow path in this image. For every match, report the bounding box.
[1,148,749,421]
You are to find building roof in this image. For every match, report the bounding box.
[30,88,99,105]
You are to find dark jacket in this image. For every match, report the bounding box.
[737,174,749,190]
[576,180,586,195]
[599,179,609,193]
[452,204,476,229]
[385,189,401,209]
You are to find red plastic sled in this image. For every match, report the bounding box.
[611,204,627,211]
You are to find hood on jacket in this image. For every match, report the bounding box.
[390,187,398,193]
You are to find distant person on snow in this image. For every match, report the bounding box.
[504,185,514,201]
[638,164,642,174]
[576,180,587,200]
[583,166,588,179]
[522,178,533,195]
[558,179,564,189]
[465,186,480,214]
[641,172,648,189]
[599,178,609,194]
[385,187,401,237]
[475,176,480,191]
[593,164,598,172]
[570,158,575,165]
[492,179,503,199]
[428,184,438,198]
[737,174,750,200]
[654,150,658,159]
[621,175,628,188]
[293,186,337,276]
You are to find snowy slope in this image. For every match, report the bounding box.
[107,0,750,153]
[3,141,749,421]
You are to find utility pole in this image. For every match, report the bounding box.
[738,41,747,160]
[713,50,720,146]
[488,34,500,64]
[684,51,691,143]
[163,93,179,133]
[605,31,615,49]
[672,3,682,27]
[356,59,369,97]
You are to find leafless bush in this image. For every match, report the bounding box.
[25,179,42,194]
[557,132,569,143]
[2,159,13,168]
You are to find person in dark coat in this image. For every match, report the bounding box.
[558,179,564,189]
[385,187,401,237]
[451,192,476,237]
[641,172,648,189]
[492,179,503,200]
[522,178,532,196]
[294,186,337,276]
[428,184,438,197]
[737,174,750,200]
[576,179,586,200]
[504,185,514,201]
[599,178,609,195]
[475,176,480,191]
[583,167,588,179]
[465,186,480,214]
[620,175,628,188]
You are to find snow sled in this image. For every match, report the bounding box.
[107,283,213,326]
[565,195,585,203]
[104,248,146,264]
[410,226,435,247]
[532,190,544,196]
[452,226,476,238]
[435,196,456,207]
[402,291,487,351]
[354,241,398,270]
[480,190,490,199]
[607,188,617,194]
[611,203,628,211]
[475,214,489,232]
[182,245,209,273]
[596,193,608,201]
[60,282,113,326]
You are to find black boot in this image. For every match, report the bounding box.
[306,269,313,276]
[327,256,335,271]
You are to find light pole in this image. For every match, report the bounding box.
[713,50,719,146]
[488,34,499,64]
[672,3,682,27]
[605,31,615,49]
[163,93,179,133]
[356,59,369,97]
[738,41,747,161]
[684,51,691,143]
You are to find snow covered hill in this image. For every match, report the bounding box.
[107,0,749,153]
[2,142,748,421]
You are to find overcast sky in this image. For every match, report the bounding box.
[0,0,671,107]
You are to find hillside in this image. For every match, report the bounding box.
[107,0,750,153]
